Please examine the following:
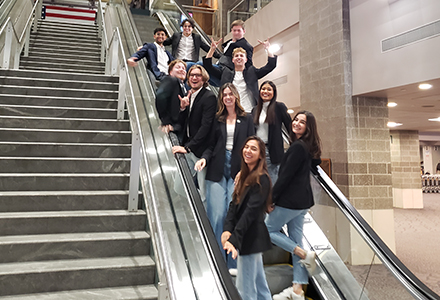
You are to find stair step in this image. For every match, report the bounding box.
[0,285,158,299]
[21,65,105,74]
[29,36,100,48]
[0,94,118,109]
[0,231,150,263]
[0,190,131,212]
[0,128,131,143]
[0,256,155,296]
[0,141,131,157]
[0,104,119,119]
[32,28,99,39]
[0,157,130,173]
[21,56,104,68]
[0,85,114,98]
[19,61,105,74]
[0,76,118,90]
[28,43,102,53]
[0,210,146,235]
[27,50,101,61]
[0,69,118,82]
[0,173,129,191]
[36,20,98,31]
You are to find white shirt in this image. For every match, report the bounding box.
[226,123,235,151]
[233,71,253,113]
[154,42,169,74]
[176,34,195,61]
[256,102,270,143]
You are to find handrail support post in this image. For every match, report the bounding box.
[3,22,13,69]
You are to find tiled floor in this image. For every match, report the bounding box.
[394,193,440,295]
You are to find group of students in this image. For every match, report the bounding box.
[128,18,322,300]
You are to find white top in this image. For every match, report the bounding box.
[226,123,235,151]
[233,71,253,113]
[176,34,194,61]
[256,102,270,143]
[154,42,169,74]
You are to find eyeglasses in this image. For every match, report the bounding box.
[189,74,202,78]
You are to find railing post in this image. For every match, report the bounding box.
[3,22,13,69]
[117,65,127,120]
[109,32,119,75]
[128,127,140,212]
[23,24,32,58]
[33,0,43,32]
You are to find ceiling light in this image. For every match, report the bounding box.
[387,102,397,107]
[429,117,440,122]
[287,109,294,114]
[387,122,402,127]
[419,83,433,90]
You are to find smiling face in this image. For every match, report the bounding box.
[231,25,245,41]
[222,87,237,109]
[169,62,187,81]
[292,114,307,139]
[182,21,193,37]
[153,30,167,45]
[188,67,203,90]
[242,139,261,169]
[260,83,274,102]
[232,52,247,69]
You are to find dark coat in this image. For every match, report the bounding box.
[146,44,174,80]
[155,76,186,135]
[164,32,220,62]
[252,102,293,165]
[272,139,314,210]
[203,56,277,108]
[182,87,217,158]
[218,37,253,70]
[202,114,255,182]
[223,174,272,255]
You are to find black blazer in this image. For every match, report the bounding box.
[252,102,293,165]
[218,37,253,70]
[164,32,220,62]
[272,139,314,210]
[203,56,277,108]
[146,44,174,80]
[202,114,255,182]
[223,174,272,255]
[182,87,217,158]
[155,76,186,135]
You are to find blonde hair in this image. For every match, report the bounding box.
[232,47,246,58]
[187,65,210,88]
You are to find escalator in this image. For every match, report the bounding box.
[103,1,440,299]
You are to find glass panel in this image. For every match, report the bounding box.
[309,175,416,300]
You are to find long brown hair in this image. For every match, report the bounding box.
[291,110,322,159]
[216,83,246,122]
[253,80,277,125]
[233,136,272,208]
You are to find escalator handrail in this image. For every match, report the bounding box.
[313,166,440,300]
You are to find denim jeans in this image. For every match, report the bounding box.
[206,150,237,269]
[265,206,309,284]
[265,146,279,184]
[236,252,272,300]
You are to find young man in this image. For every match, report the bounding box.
[163,18,220,64]
[172,65,217,202]
[203,41,277,113]
[127,27,174,81]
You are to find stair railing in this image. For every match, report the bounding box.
[0,0,42,69]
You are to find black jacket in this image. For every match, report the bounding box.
[182,87,217,158]
[164,32,220,62]
[203,56,277,108]
[155,76,186,135]
[272,139,314,210]
[218,37,253,70]
[252,102,293,165]
[224,174,272,255]
[202,114,255,182]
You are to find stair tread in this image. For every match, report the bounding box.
[0,231,150,245]
[0,115,128,122]
[0,190,130,196]
[0,210,145,219]
[0,256,154,275]
[0,285,158,299]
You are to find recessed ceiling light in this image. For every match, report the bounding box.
[428,117,440,122]
[419,83,433,90]
[287,109,294,114]
[387,122,402,127]
[387,102,397,107]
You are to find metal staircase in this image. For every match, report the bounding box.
[0,18,157,299]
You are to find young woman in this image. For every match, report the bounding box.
[195,83,254,269]
[222,136,272,300]
[266,110,322,300]
[252,81,293,183]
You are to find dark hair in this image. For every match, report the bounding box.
[181,18,195,28]
[216,83,246,122]
[291,110,322,159]
[154,27,167,35]
[253,81,277,125]
[233,136,272,208]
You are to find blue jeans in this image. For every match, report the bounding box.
[265,146,279,184]
[236,252,272,300]
[265,206,309,284]
[206,150,236,269]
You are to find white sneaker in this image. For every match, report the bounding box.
[300,250,316,274]
[228,268,237,276]
[272,287,305,300]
